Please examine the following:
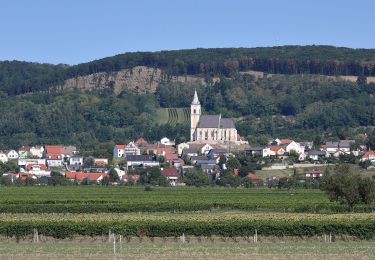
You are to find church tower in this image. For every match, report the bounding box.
[190,89,201,141]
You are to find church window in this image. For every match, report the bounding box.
[193,109,196,114]
[211,130,214,139]
[205,131,208,140]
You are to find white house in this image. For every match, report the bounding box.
[160,137,175,146]
[26,163,51,177]
[69,155,83,168]
[124,142,141,156]
[307,150,328,161]
[177,143,190,156]
[324,140,352,156]
[0,151,8,163]
[113,144,126,158]
[18,158,46,167]
[200,143,214,155]
[275,139,304,154]
[29,146,44,158]
[126,155,159,167]
[7,150,19,160]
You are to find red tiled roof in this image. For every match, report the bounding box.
[279,139,294,144]
[162,168,179,177]
[247,173,262,181]
[65,172,107,182]
[18,146,30,152]
[26,163,47,171]
[116,144,126,149]
[269,146,283,152]
[362,151,375,159]
[135,138,148,146]
[45,145,63,155]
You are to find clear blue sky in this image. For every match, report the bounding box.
[1,0,374,65]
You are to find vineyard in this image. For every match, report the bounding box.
[1,212,375,239]
[155,108,190,125]
[0,187,375,240]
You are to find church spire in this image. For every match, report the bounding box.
[192,89,200,105]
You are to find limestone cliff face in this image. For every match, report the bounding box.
[59,66,205,94]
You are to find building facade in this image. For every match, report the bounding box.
[190,90,237,143]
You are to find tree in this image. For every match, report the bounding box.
[183,168,209,187]
[321,164,375,211]
[48,171,66,186]
[108,168,120,183]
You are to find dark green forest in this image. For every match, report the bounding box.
[1,45,375,96]
[0,46,375,156]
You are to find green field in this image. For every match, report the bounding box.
[1,241,374,260]
[0,186,347,213]
[155,108,190,125]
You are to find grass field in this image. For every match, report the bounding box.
[155,108,190,125]
[1,241,374,260]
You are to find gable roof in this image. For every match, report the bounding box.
[45,145,63,155]
[362,151,375,159]
[247,173,262,181]
[197,115,235,129]
[116,144,126,149]
[162,168,179,177]
[269,146,284,152]
[278,139,294,145]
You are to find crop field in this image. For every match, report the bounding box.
[0,186,372,214]
[155,108,190,125]
[1,186,375,258]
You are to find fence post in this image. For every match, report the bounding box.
[113,234,117,260]
[181,233,185,243]
[254,229,258,243]
[109,230,112,242]
[120,235,124,260]
[329,233,332,243]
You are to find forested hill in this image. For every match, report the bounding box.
[1,45,375,96]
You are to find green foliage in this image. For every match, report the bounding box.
[183,168,209,187]
[321,164,375,211]
[139,167,169,186]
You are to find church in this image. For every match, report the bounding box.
[190,90,238,143]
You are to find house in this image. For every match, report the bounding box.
[181,148,199,158]
[201,164,220,180]
[161,167,179,186]
[94,158,109,167]
[177,143,190,156]
[26,163,51,177]
[135,137,148,148]
[29,146,44,158]
[7,150,19,160]
[300,141,314,150]
[200,143,214,155]
[246,172,263,183]
[113,144,126,158]
[126,155,159,167]
[324,140,353,156]
[245,147,271,157]
[207,149,230,159]
[361,151,375,162]
[45,145,64,167]
[122,174,140,183]
[267,146,285,157]
[61,146,77,160]
[275,139,304,154]
[190,156,209,164]
[0,151,8,163]
[18,158,46,167]
[304,170,323,179]
[124,142,141,156]
[160,137,175,146]
[10,173,37,182]
[18,146,30,158]
[69,155,83,170]
[307,150,328,161]
[65,171,108,184]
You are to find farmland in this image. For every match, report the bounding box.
[0,186,375,259]
[155,108,190,125]
[0,186,373,214]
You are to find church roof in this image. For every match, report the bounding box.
[197,115,235,129]
[191,89,200,105]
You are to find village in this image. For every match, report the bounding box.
[0,134,374,187]
[1,90,375,186]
